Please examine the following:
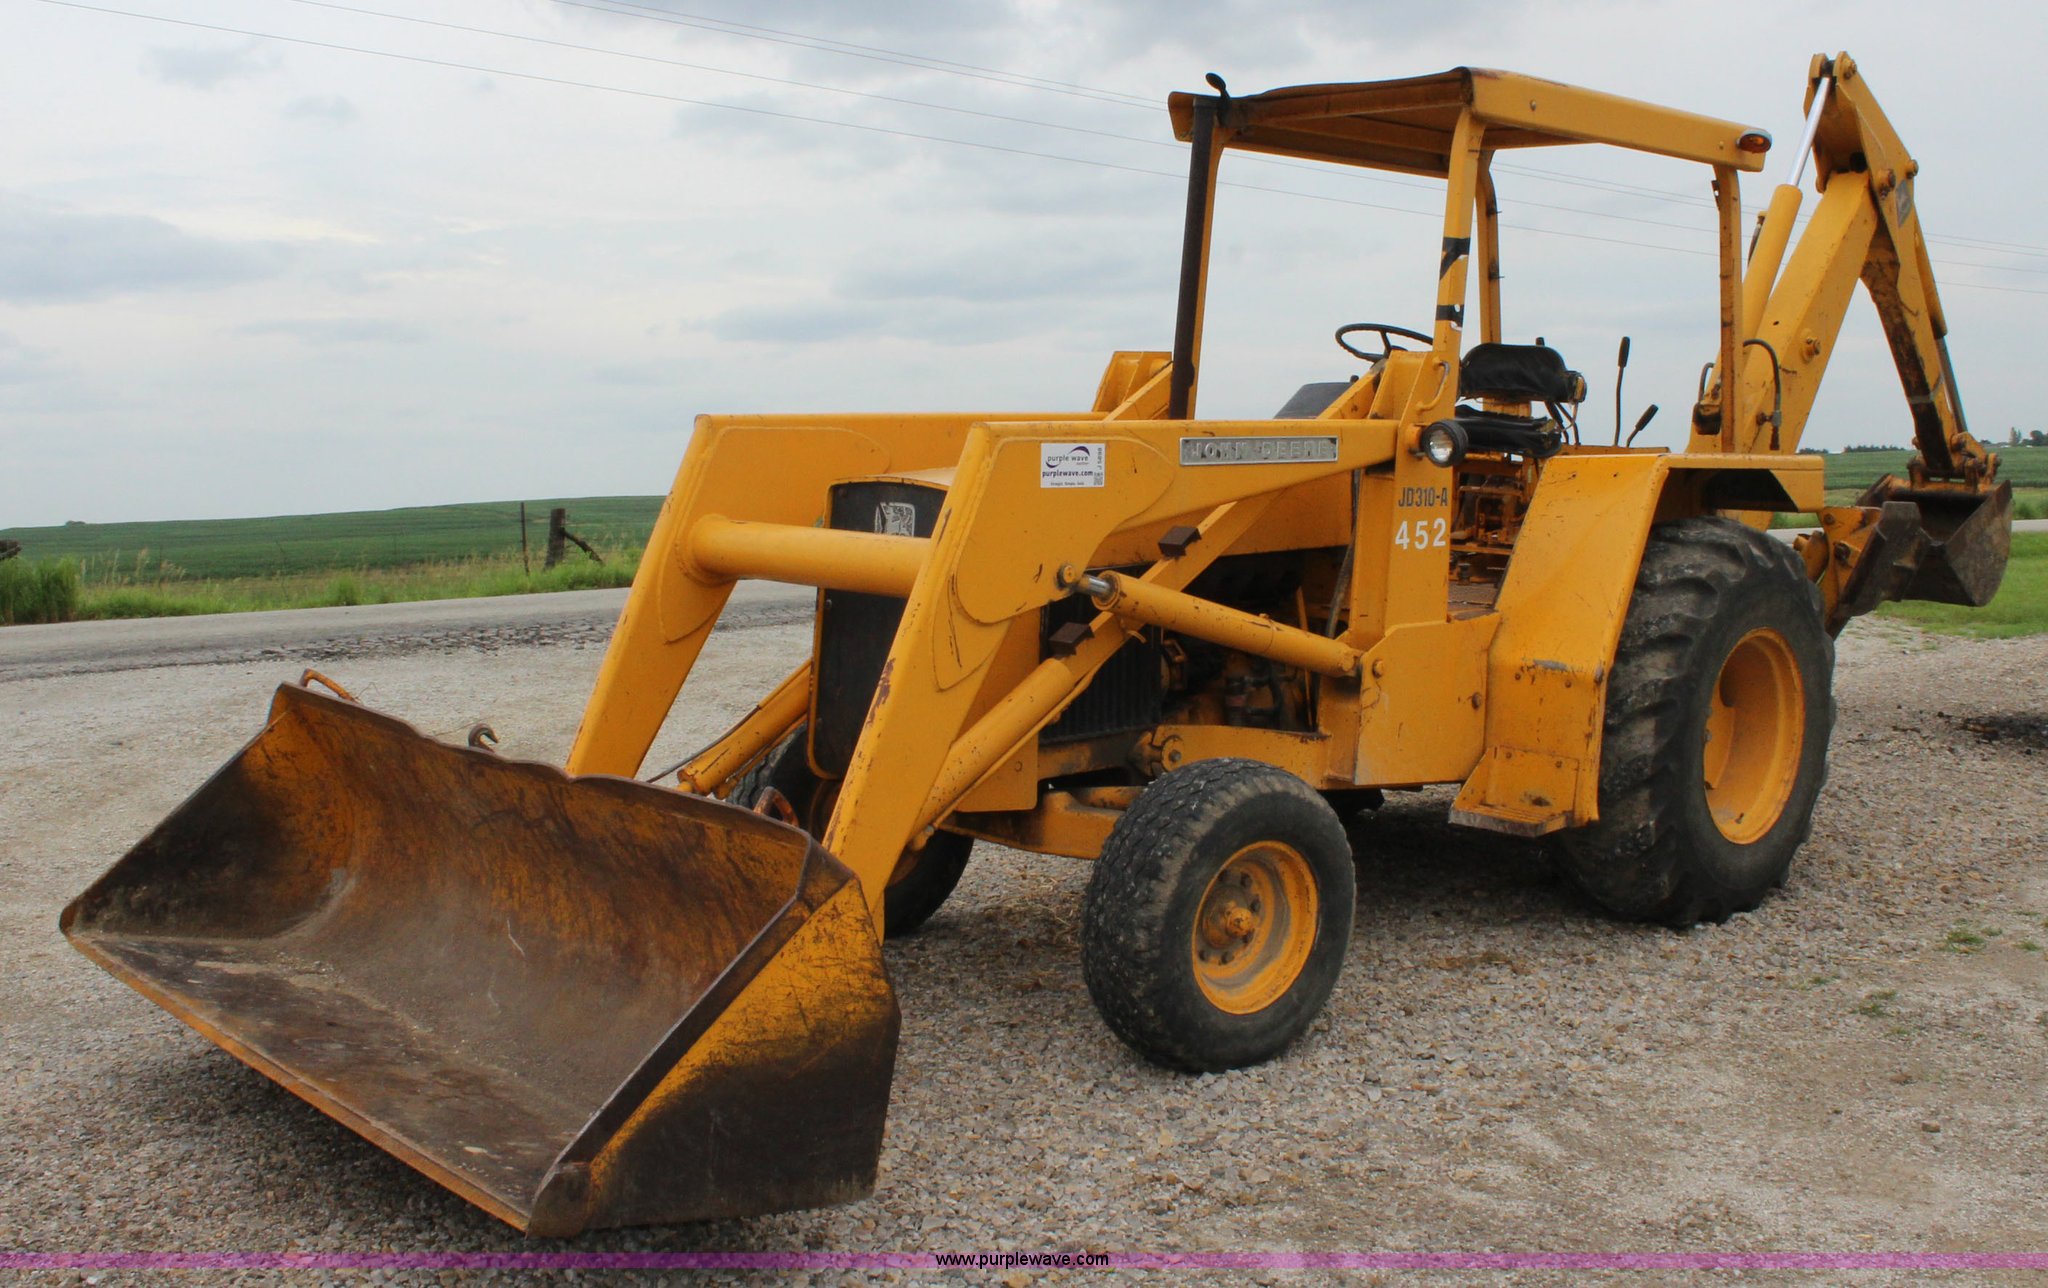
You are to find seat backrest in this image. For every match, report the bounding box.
[1460,343,1583,404]
[1272,380,1355,419]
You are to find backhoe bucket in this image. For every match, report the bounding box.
[1887,480,2013,608]
[61,682,898,1237]
[1833,480,2013,628]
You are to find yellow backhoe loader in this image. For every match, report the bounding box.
[64,53,2010,1235]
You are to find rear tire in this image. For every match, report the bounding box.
[1082,759,1354,1072]
[1556,517,1834,926]
[743,727,972,938]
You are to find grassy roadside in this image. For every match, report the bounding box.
[0,552,639,625]
[0,557,82,626]
[79,553,639,620]
[0,497,653,625]
[0,496,661,579]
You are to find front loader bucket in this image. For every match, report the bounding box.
[61,682,898,1237]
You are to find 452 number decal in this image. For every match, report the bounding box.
[1393,517,1448,550]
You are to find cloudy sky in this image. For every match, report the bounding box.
[3,0,2043,526]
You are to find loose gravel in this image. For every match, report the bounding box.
[2,607,2044,1287]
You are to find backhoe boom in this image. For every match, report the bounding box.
[1730,54,2009,622]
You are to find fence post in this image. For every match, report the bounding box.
[545,508,568,570]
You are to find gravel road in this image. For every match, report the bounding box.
[3,591,2045,1286]
[0,580,810,681]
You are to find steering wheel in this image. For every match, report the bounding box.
[1336,322,1432,363]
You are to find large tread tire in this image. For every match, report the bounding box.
[1556,517,1834,927]
[723,741,783,813]
[744,727,971,938]
[870,828,973,939]
[1082,759,1355,1073]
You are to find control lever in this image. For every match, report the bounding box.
[1612,336,1631,444]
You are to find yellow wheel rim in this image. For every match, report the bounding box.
[1190,842,1319,1015]
[1702,627,1805,844]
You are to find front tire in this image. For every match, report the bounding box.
[1556,517,1834,926]
[1081,759,1354,1072]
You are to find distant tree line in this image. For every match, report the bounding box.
[1797,433,2046,453]
[1805,432,2047,451]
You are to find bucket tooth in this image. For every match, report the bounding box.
[62,683,898,1236]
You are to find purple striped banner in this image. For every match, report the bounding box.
[3,1251,2046,1271]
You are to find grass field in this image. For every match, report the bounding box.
[61,553,638,621]
[0,496,661,580]
[0,497,655,624]
[1773,444,2048,527]
[1820,443,2048,492]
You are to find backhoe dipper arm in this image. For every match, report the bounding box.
[1730,53,2010,625]
[1734,54,1995,486]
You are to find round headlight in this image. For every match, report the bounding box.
[1419,420,1468,467]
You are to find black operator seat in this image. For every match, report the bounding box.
[1460,343,1585,405]
[1272,380,1357,419]
[1441,343,1586,458]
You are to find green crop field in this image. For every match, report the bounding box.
[0,496,662,624]
[1773,444,2047,526]
[0,496,662,581]
[1820,443,2048,493]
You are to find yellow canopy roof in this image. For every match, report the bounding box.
[1170,68,1772,177]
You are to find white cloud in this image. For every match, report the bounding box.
[284,94,358,124]
[0,194,285,303]
[143,40,278,89]
[0,329,54,384]
[236,316,426,344]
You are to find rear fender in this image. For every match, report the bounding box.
[1449,453,1816,836]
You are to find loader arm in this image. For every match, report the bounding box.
[1719,53,2010,624]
